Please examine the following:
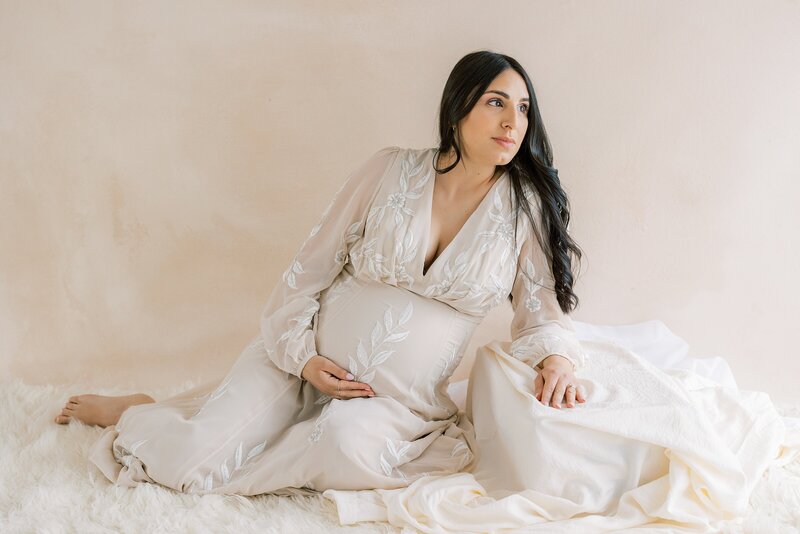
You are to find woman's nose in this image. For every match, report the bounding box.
[503,111,519,131]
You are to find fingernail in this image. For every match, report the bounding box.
[567,403,574,408]
[346,373,354,380]
[554,404,560,409]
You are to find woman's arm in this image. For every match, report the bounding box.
[259,146,401,379]
[508,194,586,372]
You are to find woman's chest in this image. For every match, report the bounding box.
[347,149,522,315]
[425,182,495,275]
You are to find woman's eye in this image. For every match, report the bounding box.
[490,98,529,113]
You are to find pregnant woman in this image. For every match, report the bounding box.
[55,50,790,532]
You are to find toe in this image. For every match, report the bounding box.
[69,396,80,403]
[54,415,69,424]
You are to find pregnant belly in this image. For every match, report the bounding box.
[316,268,480,416]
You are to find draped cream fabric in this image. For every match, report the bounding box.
[87,146,791,532]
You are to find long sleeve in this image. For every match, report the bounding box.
[508,193,586,372]
[260,146,401,379]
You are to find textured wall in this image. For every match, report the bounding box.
[1,1,798,401]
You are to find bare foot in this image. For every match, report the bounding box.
[54,393,156,427]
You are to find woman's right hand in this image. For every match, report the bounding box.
[300,354,375,399]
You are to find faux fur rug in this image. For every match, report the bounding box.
[2,376,799,533]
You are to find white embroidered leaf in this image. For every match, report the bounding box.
[379,454,393,476]
[384,307,393,330]
[203,472,214,491]
[220,459,230,483]
[451,441,469,457]
[386,437,399,458]
[500,244,510,265]
[384,332,410,343]
[356,341,369,368]
[361,369,376,383]
[403,229,413,250]
[370,321,382,349]
[334,247,346,263]
[234,442,243,469]
[399,173,409,193]
[246,439,267,461]
[399,301,413,325]
[345,220,361,238]
[371,349,394,366]
[348,355,360,376]
[394,235,403,257]
[524,257,536,279]
[397,442,413,458]
[207,376,232,403]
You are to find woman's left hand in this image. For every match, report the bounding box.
[534,354,587,409]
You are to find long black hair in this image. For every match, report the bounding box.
[432,50,583,314]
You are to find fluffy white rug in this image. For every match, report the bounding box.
[2,376,799,533]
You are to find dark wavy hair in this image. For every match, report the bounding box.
[432,50,583,314]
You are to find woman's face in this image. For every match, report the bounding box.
[455,68,530,167]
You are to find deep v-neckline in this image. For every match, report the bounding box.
[421,150,507,278]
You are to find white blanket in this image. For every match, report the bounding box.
[323,319,800,533]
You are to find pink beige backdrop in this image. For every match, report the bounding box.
[2,1,798,401]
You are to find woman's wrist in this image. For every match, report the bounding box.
[541,354,575,371]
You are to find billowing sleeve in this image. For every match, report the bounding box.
[508,193,586,372]
[260,146,401,379]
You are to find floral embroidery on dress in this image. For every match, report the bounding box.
[421,250,470,299]
[518,256,544,313]
[191,375,233,419]
[368,155,430,227]
[379,437,413,481]
[335,220,366,264]
[308,398,340,443]
[282,259,304,290]
[431,345,463,417]
[309,301,413,419]
[476,188,516,265]
[348,301,413,383]
[276,301,318,347]
[390,229,420,286]
[450,440,469,459]
[199,438,269,491]
[351,236,390,281]
[417,183,517,316]
[435,345,462,386]
[351,230,419,286]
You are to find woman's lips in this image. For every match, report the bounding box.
[493,138,514,148]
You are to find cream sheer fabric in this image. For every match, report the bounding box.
[87,146,795,532]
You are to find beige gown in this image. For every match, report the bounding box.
[88,146,792,532]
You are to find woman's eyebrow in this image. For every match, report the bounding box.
[484,89,530,102]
